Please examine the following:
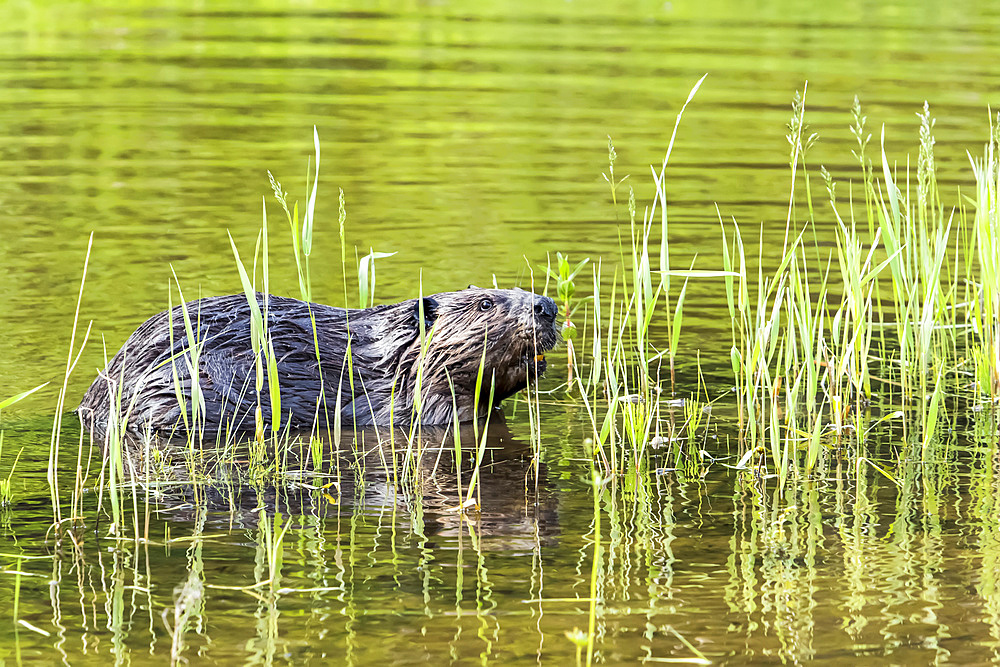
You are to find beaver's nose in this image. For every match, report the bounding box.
[534,296,558,321]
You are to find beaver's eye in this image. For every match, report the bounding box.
[478,298,493,312]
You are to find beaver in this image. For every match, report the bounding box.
[78,287,559,437]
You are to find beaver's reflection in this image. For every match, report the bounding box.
[134,413,558,546]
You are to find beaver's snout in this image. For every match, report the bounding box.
[519,292,558,355]
[533,295,558,322]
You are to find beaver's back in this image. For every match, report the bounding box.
[78,294,351,436]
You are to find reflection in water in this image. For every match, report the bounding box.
[1,411,1000,662]
[134,416,558,547]
[971,410,1000,657]
[7,416,567,664]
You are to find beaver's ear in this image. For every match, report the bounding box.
[415,297,438,329]
[467,284,480,290]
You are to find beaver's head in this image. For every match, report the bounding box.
[416,287,559,405]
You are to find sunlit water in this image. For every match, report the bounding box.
[2,1,1000,664]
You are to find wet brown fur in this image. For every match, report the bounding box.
[78,287,559,436]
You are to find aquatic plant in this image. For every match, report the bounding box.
[0,383,46,506]
[969,115,1000,399]
[545,251,590,388]
[47,233,93,530]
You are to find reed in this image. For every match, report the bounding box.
[462,340,496,512]
[969,115,1000,400]
[48,233,94,528]
[579,75,749,488]
[0,436,18,508]
[229,222,282,443]
[259,509,292,591]
[0,384,46,507]
[715,93,999,484]
[585,468,603,667]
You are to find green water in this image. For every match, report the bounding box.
[3,1,1000,664]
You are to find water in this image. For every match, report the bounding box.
[2,1,1000,664]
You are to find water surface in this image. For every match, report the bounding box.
[2,1,1000,664]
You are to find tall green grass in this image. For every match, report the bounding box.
[48,232,94,529]
[969,115,1000,399]
[565,83,999,496]
[52,84,1000,560]
[715,94,997,484]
